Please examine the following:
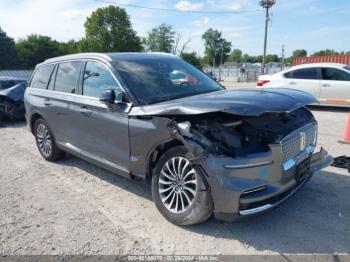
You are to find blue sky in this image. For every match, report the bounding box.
[0,0,349,56]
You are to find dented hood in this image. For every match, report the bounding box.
[0,83,27,102]
[129,88,317,116]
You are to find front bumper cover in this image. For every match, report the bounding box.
[197,147,332,222]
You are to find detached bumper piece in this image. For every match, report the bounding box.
[238,148,332,217]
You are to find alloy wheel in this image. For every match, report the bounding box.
[36,123,52,158]
[158,157,197,213]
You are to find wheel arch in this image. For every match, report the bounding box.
[29,112,44,134]
[146,139,184,179]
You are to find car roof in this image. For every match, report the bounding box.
[288,63,348,70]
[40,52,178,67]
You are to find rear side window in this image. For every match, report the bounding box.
[30,64,55,89]
[322,68,350,81]
[290,68,319,80]
[55,61,83,93]
[283,71,293,78]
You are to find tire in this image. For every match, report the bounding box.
[152,146,213,226]
[34,118,65,162]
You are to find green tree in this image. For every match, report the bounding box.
[312,49,339,56]
[0,27,18,69]
[59,40,80,54]
[202,28,231,66]
[84,5,142,52]
[228,49,242,63]
[143,24,175,53]
[181,52,202,69]
[16,35,62,69]
[265,54,279,63]
[292,49,307,58]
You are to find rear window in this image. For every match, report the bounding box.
[288,68,319,80]
[283,68,320,79]
[55,61,83,93]
[283,71,293,78]
[30,64,55,89]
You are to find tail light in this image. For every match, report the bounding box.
[256,80,270,87]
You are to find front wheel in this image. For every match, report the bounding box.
[152,146,213,226]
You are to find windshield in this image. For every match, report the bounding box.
[113,57,223,105]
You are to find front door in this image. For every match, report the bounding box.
[72,60,130,174]
[320,67,350,106]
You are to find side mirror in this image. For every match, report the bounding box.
[99,89,116,105]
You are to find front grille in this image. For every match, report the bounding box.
[280,122,317,162]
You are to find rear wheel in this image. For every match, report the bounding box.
[34,118,65,161]
[152,146,213,225]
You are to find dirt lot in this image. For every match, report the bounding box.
[0,108,349,255]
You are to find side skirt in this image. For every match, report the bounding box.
[58,142,131,179]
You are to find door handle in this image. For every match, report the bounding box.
[44,99,53,106]
[289,81,296,85]
[79,106,92,117]
[322,83,330,87]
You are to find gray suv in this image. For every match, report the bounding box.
[25,53,332,225]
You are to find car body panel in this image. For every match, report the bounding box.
[129,88,317,117]
[25,52,332,221]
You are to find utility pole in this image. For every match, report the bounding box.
[260,0,276,74]
[219,43,224,81]
[212,40,216,75]
[281,44,285,69]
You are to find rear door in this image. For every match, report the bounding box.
[25,64,56,126]
[320,67,350,106]
[284,68,321,99]
[47,61,84,145]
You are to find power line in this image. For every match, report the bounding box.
[94,0,261,15]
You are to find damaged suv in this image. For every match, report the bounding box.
[0,76,27,121]
[25,53,332,225]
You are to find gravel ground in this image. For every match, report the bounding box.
[0,108,349,256]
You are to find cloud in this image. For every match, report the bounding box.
[192,17,209,26]
[229,3,242,11]
[58,9,93,20]
[174,1,204,11]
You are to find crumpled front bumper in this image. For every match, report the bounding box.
[198,147,332,222]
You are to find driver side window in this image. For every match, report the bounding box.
[322,68,350,81]
[83,61,122,99]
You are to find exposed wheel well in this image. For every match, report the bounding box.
[29,113,43,134]
[146,139,183,179]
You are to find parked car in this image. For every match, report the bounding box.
[25,53,332,225]
[169,70,198,86]
[0,76,27,121]
[257,63,350,107]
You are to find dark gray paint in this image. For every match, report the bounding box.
[129,88,317,117]
[25,53,332,221]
